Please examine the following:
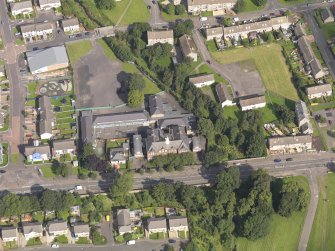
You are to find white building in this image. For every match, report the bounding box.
[306,84,332,100]
[295,100,313,135]
[223,16,291,40]
[47,221,68,237]
[25,145,51,162]
[39,0,61,10]
[10,1,33,16]
[22,223,43,240]
[1,227,18,243]
[168,216,188,232]
[52,140,76,157]
[239,95,266,111]
[187,0,237,14]
[73,224,90,239]
[215,84,234,107]
[147,30,174,46]
[21,22,53,40]
[179,34,197,62]
[268,135,313,154]
[61,18,80,33]
[189,74,215,88]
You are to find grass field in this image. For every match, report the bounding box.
[239,0,265,12]
[66,40,93,67]
[278,0,305,5]
[212,44,299,101]
[161,11,188,21]
[101,0,150,25]
[307,173,335,251]
[236,176,310,251]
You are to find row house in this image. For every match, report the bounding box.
[21,22,53,40]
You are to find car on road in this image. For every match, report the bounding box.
[51,244,59,248]
[168,239,176,243]
[0,170,6,174]
[76,34,82,37]
[147,5,151,9]
[286,158,293,162]
[126,240,136,245]
[74,185,83,191]
[274,159,281,163]
[152,0,156,3]
[32,47,39,51]
[206,60,211,64]
[53,107,61,112]
[85,32,90,35]
[69,35,75,39]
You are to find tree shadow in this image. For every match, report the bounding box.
[116,71,131,103]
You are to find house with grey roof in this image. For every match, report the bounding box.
[321,7,334,23]
[21,22,53,41]
[26,45,69,74]
[205,27,224,41]
[295,100,313,135]
[239,95,266,111]
[117,209,133,235]
[179,35,197,62]
[61,18,80,33]
[147,217,167,234]
[25,144,51,163]
[47,220,68,237]
[80,111,93,144]
[72,223,90,239]
[10,1,33,16]
[187,0,237,14]
[39,0,61,10]
[149,95,165,118]
[145,126,190,160]
[147,30,174,46]
[168,216,188,232]
[52,140,76,157]
[1,226,18,243]
[294,23,305,38]
[306,83,332,100]
[189,74,215,88]
[310,58,325,79]
[268,135,312,154]
[110,148,127,166]
[133,134,144,158]
[22,222,43,240]
[215,84,234,107]
[38,95,54,140]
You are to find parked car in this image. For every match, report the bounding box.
[53,107,61,112]
[274,159,281,163]
[206,60,211,64]
[74,185,83,191]
[0,170,6,174]
[51,244,59,248]
[127,240,136,245]
[32,47,39,51]
[286,158,293,162]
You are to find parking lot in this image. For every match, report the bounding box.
[75,42,127,109]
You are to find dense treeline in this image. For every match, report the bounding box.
[148,152,196,172]
[104,22,267,162]
[78,0,113,27]
[110,168,309,250]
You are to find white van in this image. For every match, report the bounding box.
[126,240,136,245]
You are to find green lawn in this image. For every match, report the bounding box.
[100,0,150,25]
[4,240,18,249]
[0,142,9,167]
[315,9,335,41]
[54,235,68,244]
[308,173,335,251]
[27,82,38,99]
[239,0,265,12]
[278,0,306,5]
[66,40,93,67]
[206,40,218,52]
[236,176,310,251]
[155,207,165,217]
[197,64,228,83]
[10,153,19,164]
[41,166,56,178]
[212,44,299,101]
[161,11,188,21]
[26,237,42,246]
[97,39,117,60]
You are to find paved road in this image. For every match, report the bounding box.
[144,0,168,27]
[304,10,335,79]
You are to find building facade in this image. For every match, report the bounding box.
[239,95,266,111]
[39,0,61,10]
[306,84,332,100]
[187,0,237,14]
[189,74,215,88]
[147,30,174,46]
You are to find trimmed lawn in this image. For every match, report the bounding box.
[155,207,165,217]
[239,0,265,12]
[161,11,188,21]
[308,173,335,251]
[212,44,299,101]
[97,39,117,60]
[236,176,310,251]
[76,237,90,244]
[100,0,131,24]
[4,240,18,250]
[278,0,306,5]
[66,40,93,67]
[107,139,126,149]
[206,40,218,52]
[41,166,56,178]
[54,235,68,244]
[119,0,150,25]
[27,82,38,99]
[26,237,42,246]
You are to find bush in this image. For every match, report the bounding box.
[104,38,134,62]
[76,237,90,244]
[92,230,107,245]
[54,235,68,244]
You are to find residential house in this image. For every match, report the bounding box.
[268,135,313,154]
[26,45,69,74]
[0,66,6,78]
[25,144,51,162]
[10,1,33,16]
[145,126,190,160]
[52,140,76,157]
[1,227,18,243]
[38,95,54,140]
[168,216,188,232]
[310,58,325,79]
[295,100,313,135]
[117,209,133,235]
[147,30,174,46]
[47,220,68,237]
[133,134,144,158]
[186,0,237,14]
[239,95,266,111]
[39,0,61,10]
[172,0,181,4]
[21,22,53,41]
[294,23,305,38]
[22,222,43,240]
[189,74,215,88]
[215,84,234,107]
[148,95,165,118]
[306,83,332,100]
[147,217,167,234]
[321,8,334,23]
[223,16,291,40]
[192,136,201,152]
[110,148,126,166]
[205,27,223,41]
[179,35,197,62]
[61,18,80,33]
[72,223,90,239]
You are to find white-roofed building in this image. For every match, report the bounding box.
[39,0,61,10]
[10,1,33,16]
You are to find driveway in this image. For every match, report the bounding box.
[75,41,127,109]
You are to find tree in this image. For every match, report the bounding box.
[223,17,233,27]
[175,4,186,15]
[128,89,144,107]
[267,32,275,43]
[127,73,146,91]
[252,0,267,6]
[151,183,176,204]
[95,0,116,9]
[40,190,61,212]
[234,0,245,13]
[110,172,133,199]
[174,20,194,37]
[51,160,70,177]
[204,149,226,167]
[274,105,295,124]
[0,193,22,217]
[197,118,215,141]
[166,3,175,14]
